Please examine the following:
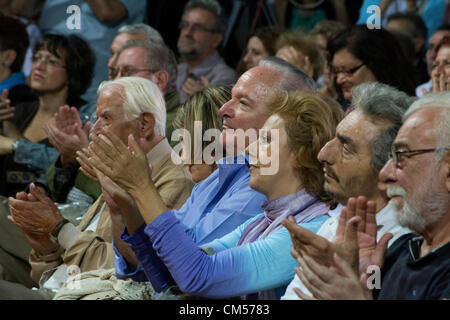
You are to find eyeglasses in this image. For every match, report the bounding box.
[389,146,449,166]
[179,21,216,33]
[330,63,364,77]
[116,67,158,77]
[31,54,65,68]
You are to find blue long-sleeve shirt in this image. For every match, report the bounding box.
[116,155,267,283]
[143,211,328,299]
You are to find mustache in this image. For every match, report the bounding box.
[386,185,407,198]
[323,163,339,181]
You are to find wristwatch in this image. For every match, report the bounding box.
[11,139,20,151]
[50,218,70,242]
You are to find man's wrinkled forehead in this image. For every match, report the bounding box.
[233,66,282,99]
[395,107,442,147]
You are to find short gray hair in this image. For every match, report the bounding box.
[404,92,450,155]
[351,82,415,172]
[258,56,316,91]
[118,23,164,44]
[120,40,177,94]
[98,77,166,137]
[183,0,226,34]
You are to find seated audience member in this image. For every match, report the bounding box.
[0,77,193,300]
[44,25,165,206]
[0,34,94,197]
[427,36,450,93]
[327,25,416,110]
[239,26,282,74]
[275,30,323,82]
[0,33,94,290]
[75,57,316,294]
[416,25,450,96]
[172,86,229,183]
[176,0,236,103]
[0,16,35,113]
[115,40,180,147]
[309,20,345,98]
[68,86,229,288]
[374,92,450,299]
[281,82,414,299]
[108,24,164,80]
[289,91,450,300]
[82,88,343,299]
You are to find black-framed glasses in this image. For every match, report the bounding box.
[117,67,158,77]
[389,146,449,166]
[31,54,66,68]
[178,21,216,33]
[330,63,364,77]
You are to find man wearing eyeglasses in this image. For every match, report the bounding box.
[114,40,180,147]
[282,82,413,299]
[373,91,450,299]
[176,0,236,104]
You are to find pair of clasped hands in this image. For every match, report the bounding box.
[282,196,394,300]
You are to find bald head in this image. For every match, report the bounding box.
[218,62,313,154]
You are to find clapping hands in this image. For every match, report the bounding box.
[45,105,91,167]
[282,196,393,300]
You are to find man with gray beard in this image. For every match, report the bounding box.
[289,91,450,300]
[375,91,450,299]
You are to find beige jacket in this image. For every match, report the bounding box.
[29,139,193,284]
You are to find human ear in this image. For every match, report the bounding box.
[444,151,450,192]
[140,112,155,139]
[152,70,169,94]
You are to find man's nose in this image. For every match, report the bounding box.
[317,138,335,164]
[379,158,397,186]
[336,72,347,84]
[218,100,234,118]
[91,119,102,135]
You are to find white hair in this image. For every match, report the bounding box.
[404,92,450,151]
[98,77,166,137]
[118,23,164,44]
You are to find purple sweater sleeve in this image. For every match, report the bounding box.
[145,210,328,299]
[145,211,217,296]
[120,224,174,292]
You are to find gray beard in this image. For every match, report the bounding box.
[392,192,448,234]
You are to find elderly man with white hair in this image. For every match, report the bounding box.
[0,77,193,300]
[287,91,450,300]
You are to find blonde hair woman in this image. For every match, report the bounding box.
[172,86,230,183]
